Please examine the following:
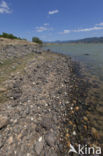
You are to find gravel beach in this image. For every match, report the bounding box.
[0,39,99,156]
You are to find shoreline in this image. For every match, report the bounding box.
[0,41,98,155]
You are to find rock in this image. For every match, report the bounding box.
[0,61,3,64]
[35,137,44,155]
[40,118,52,130]
[73,131,76,136]
[17,133,22,141]
[84,53,89,56]
[45,150,57,156]
[0,138,4,148]
[45,132,56,147]
[26,107,30,115]
[35,126,41,132]
[83,116,88,121]
[75,106,79,111]
[0,115,8,130]
[8,136,13,144]
[91,127,98,138]
[58,144,64,152]
[0,88,6,93]
[12,93,21,100]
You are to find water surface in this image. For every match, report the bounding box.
[44,43,103,145]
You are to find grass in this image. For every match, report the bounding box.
[0,52,37,104]
[0,52,37,84]
[0,50,58,104]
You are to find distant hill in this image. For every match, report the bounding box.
[52,37,103,44]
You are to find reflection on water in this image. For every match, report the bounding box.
[44,43,103,146]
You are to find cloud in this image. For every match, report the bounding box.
[62,26,103,34]
[63,30,71,34]
[74,26,103,32]
[48,9,59,15]
[0,0,11,14]
[36,26,48,32]
[96,22,103,26]
[44,23,49,26]
[35,25,53,33]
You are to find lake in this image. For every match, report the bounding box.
[44,43,103,144]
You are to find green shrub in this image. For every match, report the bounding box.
[0,32,22,40]
[32,37,42,44]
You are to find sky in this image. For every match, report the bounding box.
[0,0,103,41]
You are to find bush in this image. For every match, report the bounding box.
[32,37,42,44]
[0,32,22,40]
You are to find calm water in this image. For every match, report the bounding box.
[45,43,103,81]
[44,43,103,144]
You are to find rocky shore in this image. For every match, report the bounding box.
[0,39,99,155]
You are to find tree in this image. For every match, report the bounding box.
[32,37,43,44]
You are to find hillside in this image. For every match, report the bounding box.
[49,37,103,44]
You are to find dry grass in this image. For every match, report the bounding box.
[0,38,38,50]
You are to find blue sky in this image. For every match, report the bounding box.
[0,0,103,41]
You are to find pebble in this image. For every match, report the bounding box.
[35,138,44,155]
[0,115,8,130]
[0,88,6,92]
[73,131,76,136]
[8,136,13,144]
[83,116,88,121]
[41,118,52,130]
[75,106,79,111]
[38,136,42,142]
[70,107,73,110]
[45,132,56,147]
[91,127,98,138]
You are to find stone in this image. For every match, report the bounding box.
[0,115,8,130]
[73,131,76,136]
[40,118,52,130]
[75,106,79,111]
[35,137,44,155]
[0,88,6,93]
[45,132,56,147]
[0,138,4,148]
[45,150,57,156]
[8,136,13,144]
[91,127,98,138]
[83,116,88,121]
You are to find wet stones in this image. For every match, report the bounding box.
[91,127,98,138]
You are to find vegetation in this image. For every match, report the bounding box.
[32,37,43,44]
[0,32,22,40]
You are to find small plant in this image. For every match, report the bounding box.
[32,37,43,45]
